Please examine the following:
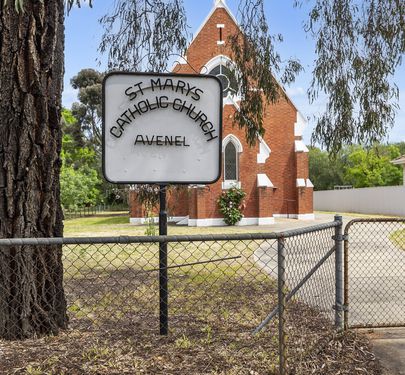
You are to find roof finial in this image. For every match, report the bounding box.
[214,0,226,8]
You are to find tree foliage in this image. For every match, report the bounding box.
[344,144,402,188]
[396,142,405,155]
[61,108,86,148]
[306,0,404,154]
[60,110,102,208]
[66,0,92,11]
[60,151,101,209]
[308,147,346,190]
[67,71,132,206]
[309,143,403,190]
[99,0,189,72]
[70,69,104,150]
[96,0,404,153]
[229,1,303,145]
[231,0,404,150]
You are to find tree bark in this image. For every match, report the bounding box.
[0,0,67,339]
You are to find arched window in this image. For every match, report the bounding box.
[222,135,242,189]
[209,64,238,98]
[224,141,237,180]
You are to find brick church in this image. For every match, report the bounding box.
[129,0,314,226]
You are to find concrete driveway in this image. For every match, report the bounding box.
[345,219,405,327]
[254,213,340,322]
[255,212,405,375]
[255,214,405,375]
[254,212,405,327]
[363,328,405,375]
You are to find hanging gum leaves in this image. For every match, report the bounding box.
[229,0,303,146]
[306,0,404,154]
[98,0,189,72]
[95,0,403,152]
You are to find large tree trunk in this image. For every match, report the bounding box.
[0,1,67,339]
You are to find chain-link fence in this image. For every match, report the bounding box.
[344,218,405,329]
[0,219,343,374]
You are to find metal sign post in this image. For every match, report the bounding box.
[159,185,168,335]
[102,72,222,335]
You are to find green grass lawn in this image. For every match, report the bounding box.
[63,213,267,237]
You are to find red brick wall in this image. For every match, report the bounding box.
[297,187,313,214]
[263,100,298,216]
[257,187,274,218]
[168,187,189,217]
[129,190,143,218]
[181,8,240,73]
[185,94,303,220]
[129,187,189,218]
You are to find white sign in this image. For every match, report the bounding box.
[102,72,223,184]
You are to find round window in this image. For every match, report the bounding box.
[209,64,238,98]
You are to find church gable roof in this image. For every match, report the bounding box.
[178,1,306,122]
[188,0,239,50]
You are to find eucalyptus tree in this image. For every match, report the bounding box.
[70,68,104,151]
[305,0,404,154]
[234,0,404,152]
[0,0,92,340]
[231,0,404,151]
[0,0,191,341]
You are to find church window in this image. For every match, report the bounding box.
[208,64,238,98]
[224,141,238,180]
[222,135,242,189]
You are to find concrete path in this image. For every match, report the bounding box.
[253,212,378,322]
[362,328,405,375]
[255,213,405,375]
[254,212,405,327]
[342,219,405,327]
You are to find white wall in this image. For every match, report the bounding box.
[314,186,405,216]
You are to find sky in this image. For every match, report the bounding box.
[63,0,405,145]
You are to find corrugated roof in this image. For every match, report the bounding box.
[391,155,405,165]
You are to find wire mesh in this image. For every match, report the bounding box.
[284,226,336,321]
[281,226,337,374]
[344,218,405,328]
[62,238,280,336]
[63,242,161,333]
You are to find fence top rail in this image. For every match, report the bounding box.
[0,221,340,246]
[344,217,405,235]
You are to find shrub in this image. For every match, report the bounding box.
[217,187,246,225]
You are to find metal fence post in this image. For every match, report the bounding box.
[278,237,287,375]
[334,215,344,330]
[343,224,350,330]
